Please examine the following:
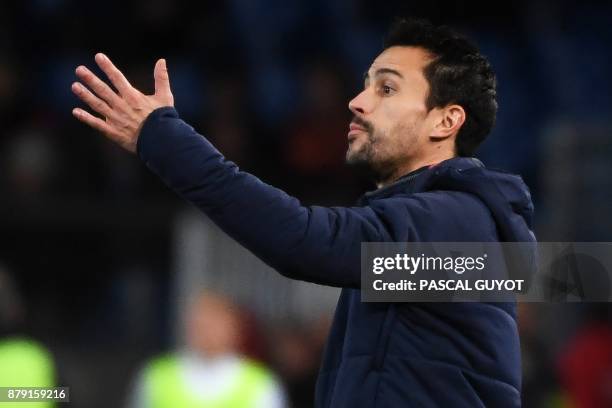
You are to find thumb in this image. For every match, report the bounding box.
[154,58,173,103]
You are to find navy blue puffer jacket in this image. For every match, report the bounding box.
[138,107,536,407]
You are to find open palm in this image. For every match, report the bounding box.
[71,53,174,153]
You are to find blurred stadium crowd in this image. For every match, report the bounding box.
[1,0,612,407]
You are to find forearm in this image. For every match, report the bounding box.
[137,107,372,287]
[71,55,384,287]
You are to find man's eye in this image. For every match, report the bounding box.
[382,85,394,95]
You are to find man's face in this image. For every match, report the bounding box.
[346,46,434,181]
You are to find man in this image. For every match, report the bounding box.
[72,18,535,407]
[128,291,285,408]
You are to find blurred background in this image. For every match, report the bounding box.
[1,0,612,407]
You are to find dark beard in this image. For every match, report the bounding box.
[346,139,376,182]
[345,115,399,185]
[346,133,396,186]
[346,131,375,165]
[345,114,375,167]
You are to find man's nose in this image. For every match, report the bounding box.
[348,89,372,116]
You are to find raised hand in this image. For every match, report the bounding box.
[71,53,174,153]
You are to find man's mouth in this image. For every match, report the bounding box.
[348,123,367,139]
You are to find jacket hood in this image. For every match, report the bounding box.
[365,157,537,286]
[420,157,535,243]
[367,157,535,243]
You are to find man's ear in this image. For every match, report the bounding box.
[430,104,466,140]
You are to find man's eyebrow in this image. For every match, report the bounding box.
[363,68,404,81]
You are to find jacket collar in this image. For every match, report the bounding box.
[361,157,484,202]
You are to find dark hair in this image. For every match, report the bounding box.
[384,18,497,156]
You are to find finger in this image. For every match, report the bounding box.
[71,82,114,118]
[94,53,134,97]
[72,108,117,136]
[75,65,124,108]
[153,58,173,102]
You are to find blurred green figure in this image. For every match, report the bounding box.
[129,291,286,408]
[0,268,57,408]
